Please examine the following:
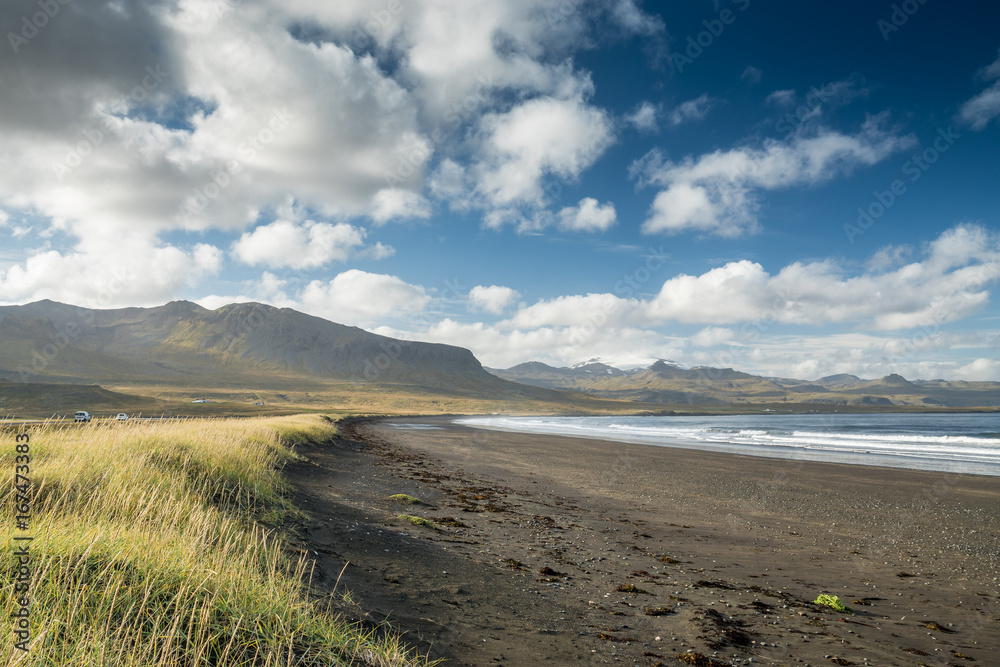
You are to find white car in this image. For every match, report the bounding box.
[74,411,91,422]
[115,413,129,421]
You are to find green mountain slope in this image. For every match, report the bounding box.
[0,301,553,403]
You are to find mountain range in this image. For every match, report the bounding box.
[487,360,1000,408]
[1,300,997,413]
[0,300,608,413]
[0,299,509,387]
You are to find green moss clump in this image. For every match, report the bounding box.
[813,594,854,614]
[387,494,423,504]
[398,514,435,529]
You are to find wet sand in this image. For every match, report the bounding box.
[286,416,1000,666]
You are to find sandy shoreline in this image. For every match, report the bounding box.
[451,413,1000,478]
[287,416,1000,666]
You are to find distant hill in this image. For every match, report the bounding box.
[863,373,916,389]
[815,373,866,388]
[489,361,1000,408]
[487,360,634,390]
[0,379,151,417]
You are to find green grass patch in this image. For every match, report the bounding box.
[1,416,431,666]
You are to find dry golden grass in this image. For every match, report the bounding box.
[1,416,434,666]
[103,381,669,418]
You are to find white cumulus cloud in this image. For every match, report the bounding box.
[0,239,222,308]
[370,188,432,224]
[558,198,617,232]
[363,224,1000,379]
[196,268,429,328]
[647,224,1000,329]
[299,269,431,326]
[473,84,615,210]
[955,358,1000,380]
[0,0,664,309]
[468,285,520,314]
[231,219,368,269]
[690,327,736,347]
[501,293,638,330]
[635,115,915,237]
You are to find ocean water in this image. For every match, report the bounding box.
[455,413,1000,477]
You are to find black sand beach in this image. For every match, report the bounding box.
[286,417,1000,666]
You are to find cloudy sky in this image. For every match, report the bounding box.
[2,0,1000,380]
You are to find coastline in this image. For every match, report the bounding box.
[288,416,1000,665]
[453,412,1000,478]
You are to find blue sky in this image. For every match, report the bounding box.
[1,0,999,380]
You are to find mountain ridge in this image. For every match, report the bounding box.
[488,360,1000,408]
[4,300,999,410]
[0,300,520,397]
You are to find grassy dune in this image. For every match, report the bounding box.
[1,416,432,666]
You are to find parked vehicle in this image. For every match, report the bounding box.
[115,413,129,421]
[74,411,91,422]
